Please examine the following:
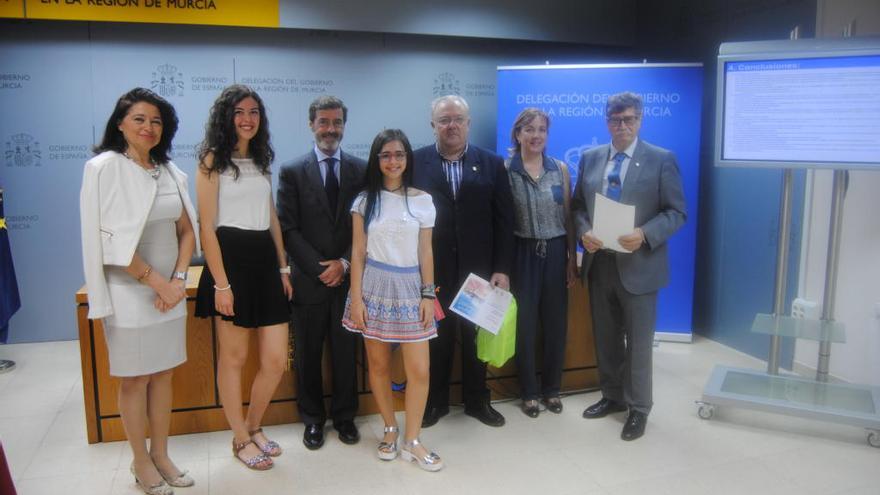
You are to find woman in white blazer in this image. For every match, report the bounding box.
[80,88,198,495]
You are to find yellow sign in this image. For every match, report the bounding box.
[0,0,25,18]
[24,0,278,28]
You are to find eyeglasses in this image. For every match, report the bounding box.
[606,116,639,127]
[434,116,467,127]
[378,151,407,162]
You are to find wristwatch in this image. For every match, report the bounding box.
[172,271,188,281]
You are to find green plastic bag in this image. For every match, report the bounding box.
[476,298,517,368]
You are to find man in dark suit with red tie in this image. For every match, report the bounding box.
[277,96,367,450]
[412,95,515,428]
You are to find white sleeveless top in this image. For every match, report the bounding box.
[216,158,271,230]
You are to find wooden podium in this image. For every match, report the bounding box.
[76,266,597,443]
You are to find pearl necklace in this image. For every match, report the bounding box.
[124,151,161,180]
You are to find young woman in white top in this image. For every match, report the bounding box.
[342,129,443,471]
[81,88,197,495]
[194,85,292,470]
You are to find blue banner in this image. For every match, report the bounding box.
[496,64,702,338]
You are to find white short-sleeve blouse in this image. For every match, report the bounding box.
[352,190,435,267]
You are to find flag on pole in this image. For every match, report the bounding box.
[0,186,21,344]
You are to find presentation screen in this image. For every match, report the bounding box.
[716,38,880,170]
[496,63,702,341]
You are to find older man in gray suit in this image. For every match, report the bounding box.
[571,92,686,441]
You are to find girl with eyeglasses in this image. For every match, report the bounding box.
[342,128,444,472]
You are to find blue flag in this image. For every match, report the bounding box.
[0,187,21,344]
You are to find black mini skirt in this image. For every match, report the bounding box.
[195,227,290,328]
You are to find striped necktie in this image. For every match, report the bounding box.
[607,152,626,201]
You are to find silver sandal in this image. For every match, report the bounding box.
[400,438,444,472]
[378,425,399,461]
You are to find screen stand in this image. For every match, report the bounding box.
[698,23,880,447]
[698,166,880,447]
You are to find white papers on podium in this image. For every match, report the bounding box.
[593,194,635,253]
[449,273,513,335]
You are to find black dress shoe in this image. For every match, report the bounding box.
[333,419,360,445]
[582,398,627,419]
[621,410,647,441]
[542,397,563,414]
[421,406,449,428]
[521,400,540,418]
[303,423,324,450]
[464,401,505,427]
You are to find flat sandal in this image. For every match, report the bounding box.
[249,427,282,457]
[232,439,273,470]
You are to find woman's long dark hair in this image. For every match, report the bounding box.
[198,84,274,178]
[362,129,415,231]
[94,87,179,165]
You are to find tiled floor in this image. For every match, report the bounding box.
[0,337,876,495]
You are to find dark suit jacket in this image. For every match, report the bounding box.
[571,139,686,295]
[412,144,514,304]
[277,150,367,305]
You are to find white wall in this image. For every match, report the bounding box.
[795,0,880,385]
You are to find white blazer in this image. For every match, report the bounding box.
[80,150,200,319]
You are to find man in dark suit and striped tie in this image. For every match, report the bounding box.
[412,95,515,428]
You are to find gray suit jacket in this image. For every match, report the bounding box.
[277,150,367,305]
[571,139,686,295]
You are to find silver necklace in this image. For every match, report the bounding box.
[124,151,161,180]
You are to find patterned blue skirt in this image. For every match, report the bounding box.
[342,258,437,343]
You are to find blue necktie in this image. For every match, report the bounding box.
[607,152,625,201]
[325,157,339,213]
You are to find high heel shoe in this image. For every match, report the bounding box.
[130,462,174,495]
[542,396,563,414]
[158,468,195,488]
[377,425,399,461]
[521,399,540,418]
[400,438,444,472]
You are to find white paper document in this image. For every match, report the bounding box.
[593,193,636,253]
[449,273,513,335]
